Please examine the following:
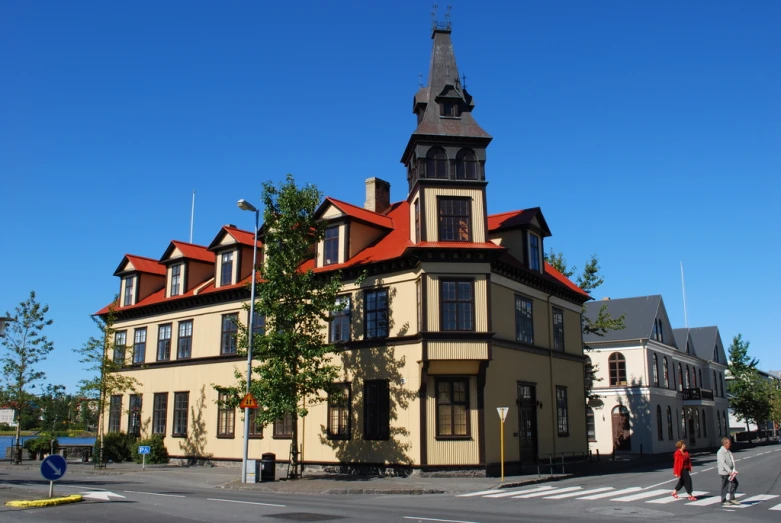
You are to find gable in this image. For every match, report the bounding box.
[584,295,663,343]
[321,203,344,220]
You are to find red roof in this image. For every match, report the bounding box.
[114,254,166,276]
[208,225,262,251]
[487,207,550,236]
[544,262,590,298]
[412,241,503,250]
[322,197,394,229]
[167,241,215,264]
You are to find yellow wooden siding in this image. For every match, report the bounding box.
[428,341,489,360]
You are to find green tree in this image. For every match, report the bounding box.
[1,291,55,463]
[73,301,141,466]
[727,334,770,441]
[545,252,625,400]
[217,175,344,479]
[38,384,72,433]
[769,379,781,438]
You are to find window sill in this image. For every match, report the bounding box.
[558,433,570,438]
[171,434,187,438]
[249,435,263,439]
[439,116,462,120]
[272,435,292,440]
[327,435,351,441]
[588,438,597,443]
[435,436,472,441]
[216,435,235,439]
[363,436,390,441]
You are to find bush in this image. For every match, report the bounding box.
[24,435,59,458]
[0,422,11,431]
[132,435,169,465]
[98,432,137,463]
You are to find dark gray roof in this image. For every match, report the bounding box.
[672,326,727,363]
[409,29,491,140]
[584,295,659,343]
[584,295,676,347]
[673,329,690,354]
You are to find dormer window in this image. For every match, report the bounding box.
[123,276,135,306]
[456,149,478,180]
[220,251,234,287]
[426,147,448,179]
[439,101,461,117]
[171,264,182,296]
[528,233,541,271]
[324,226,339,266]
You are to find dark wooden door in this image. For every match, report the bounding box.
[612,406,631,451]
[517,383,537,464]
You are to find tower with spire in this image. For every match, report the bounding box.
[403,14,492,245]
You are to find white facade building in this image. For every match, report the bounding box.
[584,296,730,456]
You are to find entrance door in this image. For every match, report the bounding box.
[612,406,631,451]
[688,410,696,445]
[517,383,538,465]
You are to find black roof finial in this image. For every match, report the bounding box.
[462,74,467,90]
[431,3,452,32]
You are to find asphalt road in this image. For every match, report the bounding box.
[1,445,779,523]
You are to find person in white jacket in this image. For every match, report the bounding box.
[716,437,740,506]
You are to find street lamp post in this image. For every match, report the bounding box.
[237,199,260,483]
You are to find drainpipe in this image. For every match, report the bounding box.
[548,296,557,457]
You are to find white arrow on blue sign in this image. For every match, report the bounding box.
[138,446,151,455]
[41,455,67,481]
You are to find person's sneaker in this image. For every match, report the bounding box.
[721,500,730,506]
[729,499,741,505]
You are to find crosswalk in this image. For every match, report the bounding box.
[457,484,781,512]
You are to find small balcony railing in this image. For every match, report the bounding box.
[682,387,714,401]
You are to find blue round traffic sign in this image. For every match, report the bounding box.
[41,455,67,481]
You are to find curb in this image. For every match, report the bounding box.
[220,483,445,496]
[5,495,83,508]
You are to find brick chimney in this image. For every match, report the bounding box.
[364,177,391,214]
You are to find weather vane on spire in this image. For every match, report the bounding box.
[431,3,452,31]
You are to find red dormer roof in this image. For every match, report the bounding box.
[319,197,394,229]
[161,241,215,264]
[208,225,262,251]
[113,254,166,277]
[488,207,551,237]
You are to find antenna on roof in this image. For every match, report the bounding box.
[445,4,452,30]
[431,3,438,30]
[681,261,689,328]
[462,74,467,90]
[190,190,196,244]
[419,73,423,88]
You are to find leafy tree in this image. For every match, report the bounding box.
[727,334,770,440]
[38,384,74,433]
[216,175,344,479]
[73,301,141,466]
[545,252,625,400]
[0,291,55,463]
[770,379,781,437]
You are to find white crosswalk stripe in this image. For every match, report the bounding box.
[686,493,745,506]
[456,484,780,512]
[733,494,780,508]
[578,487,642,500]
[513,486,582,499]
[647,491,708,504]
[483,486,554,498]
[612,489,671,502]
[544,487,613,499]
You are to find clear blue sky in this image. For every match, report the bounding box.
[1,1,779,392]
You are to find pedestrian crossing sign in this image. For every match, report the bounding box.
[239,393,259,409]
[497,407,508,422]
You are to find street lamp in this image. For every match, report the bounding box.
[237,198,260,483]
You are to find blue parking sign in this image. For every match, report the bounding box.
[138,446,151,455]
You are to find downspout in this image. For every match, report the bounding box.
[548,296,557,457]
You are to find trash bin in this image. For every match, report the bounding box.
[260,453,276,482]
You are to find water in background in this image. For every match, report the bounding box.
[0,436,96,458]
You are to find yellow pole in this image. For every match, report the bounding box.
[500,417,505,482]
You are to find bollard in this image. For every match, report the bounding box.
[596,449,600,462]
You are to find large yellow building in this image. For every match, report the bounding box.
[99,24,591,475]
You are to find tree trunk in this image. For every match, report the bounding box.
[14,408,22,464]
[290,412,299,479]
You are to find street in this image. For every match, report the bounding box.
[0,445,779,522]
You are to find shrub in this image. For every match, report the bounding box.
[98,432,137,463]
[24,435,59,458]
[132,435,169,465]
[0,422,11,431]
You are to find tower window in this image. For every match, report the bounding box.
[437,197,471,241]
[426,147,448,179]
[439,101,461,117]
[456,149,478,180]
